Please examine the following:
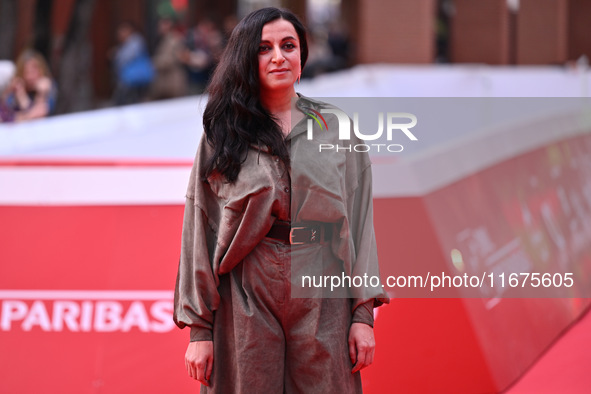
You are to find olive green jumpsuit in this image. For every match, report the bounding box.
[174,96,388,393]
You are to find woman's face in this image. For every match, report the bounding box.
[23,59,43,87]
[258,18,301,93]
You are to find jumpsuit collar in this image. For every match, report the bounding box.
[285,93,325,142]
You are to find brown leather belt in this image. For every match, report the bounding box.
[266,221,333,244]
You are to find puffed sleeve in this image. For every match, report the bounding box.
[347,157,390,319]
[174,197,220,341]
[173,136,280,341]
[173,141,222,341]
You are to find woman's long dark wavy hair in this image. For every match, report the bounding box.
[202,7,308,182]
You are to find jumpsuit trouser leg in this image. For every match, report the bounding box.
[203,237,362,393]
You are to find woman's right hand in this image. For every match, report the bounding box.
[185,341,214,386]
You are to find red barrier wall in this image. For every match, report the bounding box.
[1,132,590,393]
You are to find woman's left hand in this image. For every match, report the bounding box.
[348,322,375,373]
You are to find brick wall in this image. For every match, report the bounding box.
[355,0,436,64]
[569,0,591,61]
[450,0,509,64]
[517,0,568,64]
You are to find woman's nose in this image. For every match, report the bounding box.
[272,46,285,64]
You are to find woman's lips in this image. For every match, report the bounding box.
[270,68,289,75]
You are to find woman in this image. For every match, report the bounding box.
[0,49,57,122]
[174,7,387,393]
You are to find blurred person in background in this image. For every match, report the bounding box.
[301,29,332,78]
[180,18,224,94]
[302,22,351,79]
[0,60,15,91]
[111,21,154,106]
[150,16,187,100]
[0,49,57,122]
[0,60,15,122]
[221,14,238,45]
[327,21,351,70]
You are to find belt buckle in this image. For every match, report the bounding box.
[289,227,305,245]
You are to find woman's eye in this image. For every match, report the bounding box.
[258,45,270,53]
[283,42,296,50]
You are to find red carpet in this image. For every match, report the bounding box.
[506,307,591,393]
